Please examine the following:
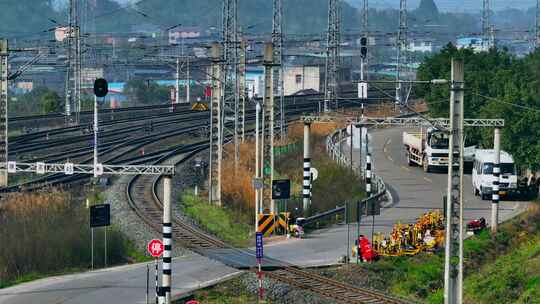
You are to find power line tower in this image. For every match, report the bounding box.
[222,0,240,166]
[272,0,285,140]
[395,0,408,106]
[482,0,494,49]
[324,0,341,113]
[65,0,82,125]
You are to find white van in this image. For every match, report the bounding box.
[472,149,518,200]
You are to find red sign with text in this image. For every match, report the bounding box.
[147,239,164,257]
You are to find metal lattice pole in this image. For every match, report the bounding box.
[482,0,493,48]
[65,0,81,125]
[361,0,368,81]
[222,0,240,166]
[262,43,275,213]
[536,0,540,48]
[209,43,222,206]
[444,59,465,304]
[239,40,247,142]
[0,39,8,187]
[396,0,407,106]
[273,0,285,140]
[324,0,340,112]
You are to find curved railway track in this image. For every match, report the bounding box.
[126,131,412,304]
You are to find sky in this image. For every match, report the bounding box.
[345,0,537,12]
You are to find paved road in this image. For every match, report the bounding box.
[0,254,240,304]
[264,127,528,265]
[0,127,528,303]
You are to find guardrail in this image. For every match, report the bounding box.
[298,126,387,227]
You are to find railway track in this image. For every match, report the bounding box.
[125,128,411,304]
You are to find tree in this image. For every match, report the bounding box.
[40,91,62,114]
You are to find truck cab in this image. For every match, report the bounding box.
[472,149,518,200]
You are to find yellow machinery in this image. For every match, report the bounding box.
[191,102,209,111]
[368,211,445,257]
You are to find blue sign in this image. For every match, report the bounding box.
[255,232,263,259]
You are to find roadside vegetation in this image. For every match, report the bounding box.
[179,193,251,247]
[0,190,140,288]
[418,45,540,171]
[276,122,365,216]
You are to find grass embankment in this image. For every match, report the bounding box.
[276,122,365,216]
[329,202,540,303]
[179,194,251,247]
[0,190,142,288]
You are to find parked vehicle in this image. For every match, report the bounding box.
[472,149,518,200]
[403,127,475,172]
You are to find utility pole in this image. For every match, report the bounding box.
[175,57,180,105]
[262,43,275,213]
[273,0,285,140]
[222,0,240,166]
[209,43,222,206]
[324,0,341,112]
[491,128,501,233]
[0,39,8,187]
[161,175,173,304]
[186,56,190,103]
[444,59,465,304]
[396,0,408,106]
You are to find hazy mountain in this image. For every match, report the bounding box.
[345,0,537,12]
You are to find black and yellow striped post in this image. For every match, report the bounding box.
[258,214,276,237]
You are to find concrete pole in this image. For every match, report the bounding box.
[444,58,465,304]
[491,127,501,233]
[303,123,311,211]
[186,57,190,103]
[93,94,98,177]
[255,101,261,231]
[161,175,172,304]
[175,58,180,104]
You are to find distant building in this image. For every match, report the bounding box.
[283,66,320,96]
[408,41,434,53]
[456,37,489,53]
[169,27,202,44]
[81,68,104,86]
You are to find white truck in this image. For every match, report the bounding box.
[403,128,475,172]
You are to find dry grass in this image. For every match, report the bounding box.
[221,142,257,213]
[0,190,128,287]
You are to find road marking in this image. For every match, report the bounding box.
[383,138,391,153]
[387,155,393,162]
[423,177,433,183]
[400,165,410,172]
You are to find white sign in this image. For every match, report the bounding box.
[7,161,16,173]
[358,82,368,99]
[310,168,319,181]
[36,162,46,174]
[94,163,104,177]
[64,163,74,175]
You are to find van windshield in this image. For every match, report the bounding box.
[482,163,516,175]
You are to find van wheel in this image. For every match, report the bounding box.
[423,157,431,173]
[473,187,479,196]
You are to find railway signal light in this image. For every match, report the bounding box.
[360,37,368,59]
[93,78,108,98]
